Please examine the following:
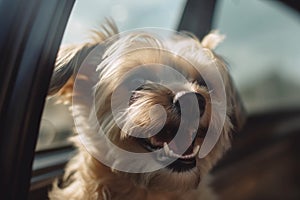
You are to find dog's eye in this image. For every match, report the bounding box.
[196,77,207,87]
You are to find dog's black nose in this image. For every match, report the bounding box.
[173,92,206,116]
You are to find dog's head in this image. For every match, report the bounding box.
[49,21,245,192]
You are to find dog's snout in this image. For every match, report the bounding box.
[173,92,206,116]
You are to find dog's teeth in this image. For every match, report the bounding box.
[163,142,170,156]
[179,145,200,159]
[157,150,168,161]
[163,143,178,158]
[169,150,174,157]
[172,151,182,158]
[169,150,179,158]
[163,142,200,159]
[193,145,200,154]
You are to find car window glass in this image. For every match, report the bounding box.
[213,0,300,113]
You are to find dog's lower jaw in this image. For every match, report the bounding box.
[49,145,217,200]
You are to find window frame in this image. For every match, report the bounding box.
[0,0,74,199]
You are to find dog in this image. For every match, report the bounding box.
[48,20,245,200]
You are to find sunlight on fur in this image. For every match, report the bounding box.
[48,20,245,200]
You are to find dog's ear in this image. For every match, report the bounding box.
[48,44,89,96]
[201,31,225,50]
[202,31,246,131]
[48,20,118,102]
[228,78,247,132]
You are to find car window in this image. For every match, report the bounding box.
[36,0,187,151]
[213,0,300,113]
[62,0,186,44]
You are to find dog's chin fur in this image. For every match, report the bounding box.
[49,140,218,200]
[48,20,245,200]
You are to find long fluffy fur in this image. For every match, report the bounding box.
[48,20,245,200]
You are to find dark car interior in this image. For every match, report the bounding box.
[0,0,299,199]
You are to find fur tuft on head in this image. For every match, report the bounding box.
[201,30,225,50]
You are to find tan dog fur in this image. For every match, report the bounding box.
[48,20,245,200]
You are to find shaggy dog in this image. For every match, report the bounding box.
[48,20,245,200]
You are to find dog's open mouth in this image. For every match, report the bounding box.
[138,132,201,172]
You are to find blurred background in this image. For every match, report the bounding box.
[35,1,300,199]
